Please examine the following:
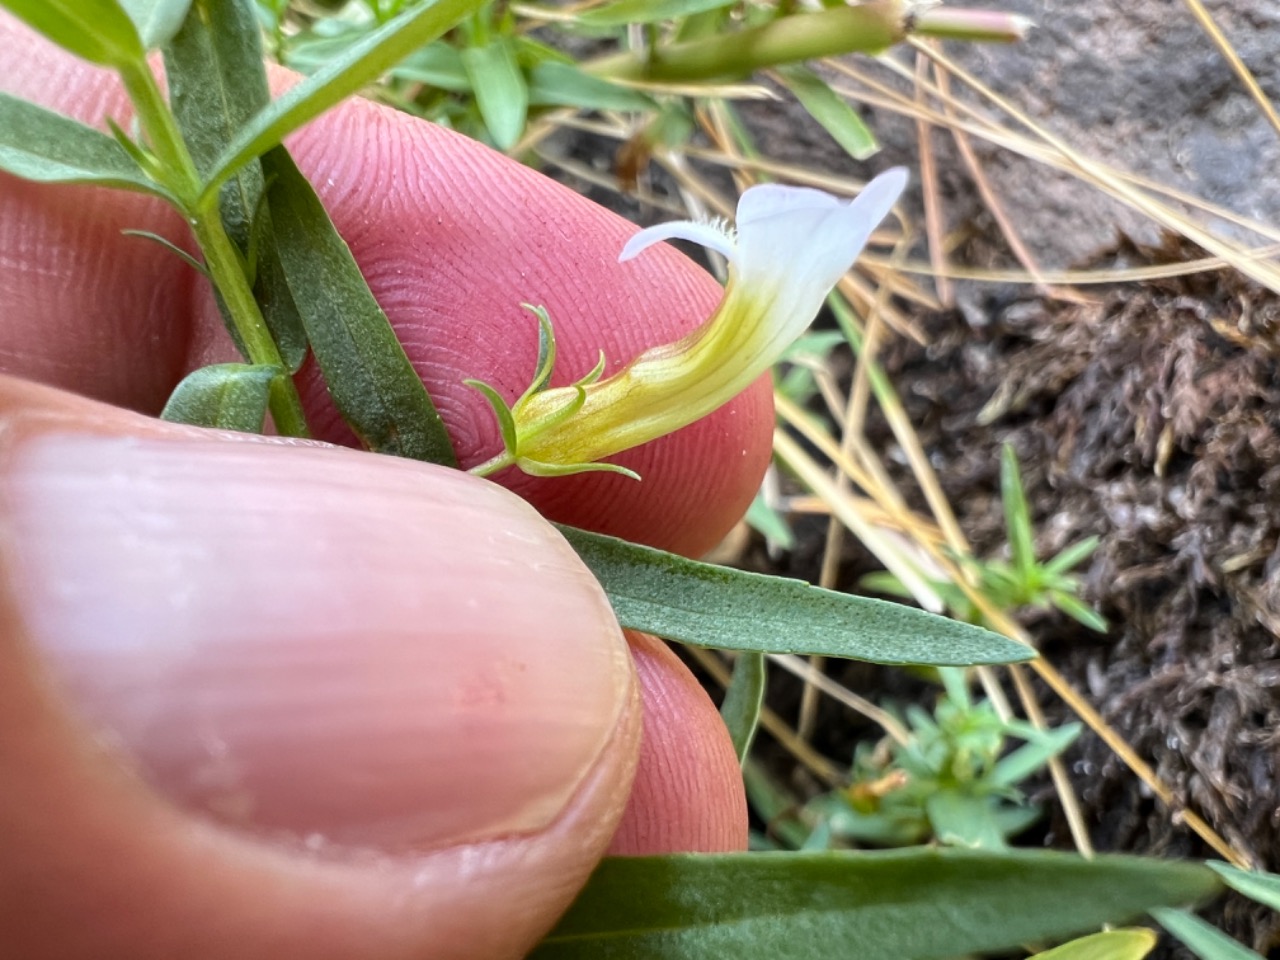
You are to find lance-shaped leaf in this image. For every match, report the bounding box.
[163,0,306,370]
[1030,930,1158,960]
[557,526,1031,666]
[0,0,144,67]
[720,651,765,763]
[1206,862,1280,911]
[1151,909,1262,960]
[461,38,528,151]
[777,64,878,160]
[0,94,166,196]
[161,363,280,432]
[164,0,269,249]
[528,62,656,112]
[120,0,193,49]
[533,849,1222,960]
[202,0,484,201]
[260,146,457,466]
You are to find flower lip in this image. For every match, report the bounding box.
[735,182,847,226]
[618,167,908,286]
[618,218,737,264]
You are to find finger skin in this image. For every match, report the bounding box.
[0,597,638,960]
[608,632,749,856]
[0,376,645,960]
[0,376,746,958]
[0,18,774,558]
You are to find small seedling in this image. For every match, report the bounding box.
[799,670,1081,851]
[864,443,1107,632]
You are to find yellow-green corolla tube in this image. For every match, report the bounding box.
[468,167,909,480]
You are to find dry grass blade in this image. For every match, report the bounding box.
[769,653,911,746]
[906,40,1280,294]
[824,58,1280,246]
[1178,0,1280,140]
[1009,664,1095,857]
[928,55,1089,305]
[913,49,953,307]
[1031,659,1251,868]
[860,248,1280,286]
[684,646,845,786]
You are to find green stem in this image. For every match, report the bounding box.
[191,207,311,438]
[118,61,201,200]
[912,8,1031,43]
[586,2,905,83]
[118,60,310,438]
[468,451,515,477]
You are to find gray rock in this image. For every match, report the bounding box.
[747,0,1280,266]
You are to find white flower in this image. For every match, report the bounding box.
[469,168,909,479]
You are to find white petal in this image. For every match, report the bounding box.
[732,168,908,344]
[735,183,843,226]
[846,167,910,233]
[618,219,737,263]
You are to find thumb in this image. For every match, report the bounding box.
[0,377,640,960]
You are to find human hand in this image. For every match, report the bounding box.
[0,18,774,960]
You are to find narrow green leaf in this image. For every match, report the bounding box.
[991,801,1043,839]
[260,146,457,466]
[120,0,193,49]
[938,664,971,707]
[0,0,144,66]
[989,722,1081,787]
[284,27,374,76]
[1030,930,1158,960]
[1151,908,1263,960]
[557,526,1033,665]
[161,363,279,431]
[1001,443,1038,581]
[464,379,518,454]
[106,118,162,176]
[390,42,471,91]
[1050,589,1109,632]
[720,651,765,763]
[1044,534,1101,576]
[925,792,1007,850]
[776,64,879,160]
[580,0,736,27]
[203,0,484,201]
[0,94,166,196]
[534,849,1222,959]
[798,820,833,852]
[164,0,308,371]
[461,39,529,151]
[743,760,810,850]
[1206,863,1280,911]
[744,493,795,550]
[252,231,310,373]
[164,0,270,248]
[528,62,656,112]
[121,229,209,275]
[675,5,732,41]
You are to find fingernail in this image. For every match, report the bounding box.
[5,434,631,852]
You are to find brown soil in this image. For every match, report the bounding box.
[834,235,1280,952]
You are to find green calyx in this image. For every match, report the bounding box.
[465,304,639,481]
